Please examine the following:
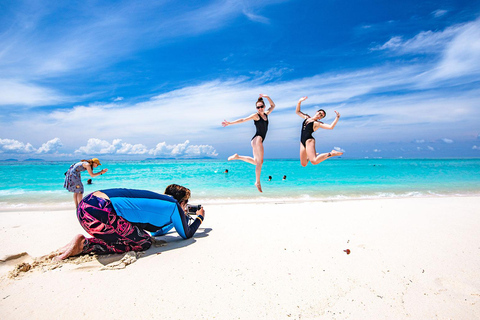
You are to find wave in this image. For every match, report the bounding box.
[0,201,73,211]
[1,188,480,210]
[0,189,27,196]
[191,190,480,205]
[0,189,65,196]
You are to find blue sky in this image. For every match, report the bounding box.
[1,0,480,160]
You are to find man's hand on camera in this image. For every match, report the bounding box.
[197,207,205,218]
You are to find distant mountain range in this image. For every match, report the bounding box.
[0,158,46,162]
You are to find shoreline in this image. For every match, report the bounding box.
[2,192,480,212]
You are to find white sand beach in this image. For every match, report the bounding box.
[1,197,479,319]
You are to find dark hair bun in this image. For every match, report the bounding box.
[257,97,264,102]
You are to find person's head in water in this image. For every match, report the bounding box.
[315,109,326,120]
[283,175,286,180]
[268,176,272,181]
[165,184,191,210]
[87,179,92,185]
[224,169,229,173]
[256,97,265,112]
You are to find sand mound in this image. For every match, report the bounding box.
[100,251,143,270]
[3,238,168,279]
[7,251,63,279]
[5,250,144,279]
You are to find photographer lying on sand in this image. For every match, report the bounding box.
[56,184,205,260]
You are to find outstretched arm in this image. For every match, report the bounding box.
[296,96,309,119]
[260,94,276,115]
[317,111,341,130]
[171,205,205,239]
[222,113,257,127]
[85,164,108,178]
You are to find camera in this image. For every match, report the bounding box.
[186,204,202,214]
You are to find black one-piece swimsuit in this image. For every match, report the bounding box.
[252,113,268,142]
[300,119,315,147]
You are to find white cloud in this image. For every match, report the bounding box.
[4,61,480,156]
[334,147,345,153]
[250,67,293,82]
[75,139,217,158]
[433,18,480,79]
[373,16,480,81]
[427,146,435,151]
[242,10,270,24]
[0,79,66,107]
[373,149,381,152]
[441,138,453,144]
[0,1,283,80]
[185,144,218,158]
[473,145,479,150]
[432,9,448,18]
[0,138,35,154]
[37,138,63,154]
[375,36,403,51]
[2,12,480,158]
[149,140,218,158]
[75,138,118,154]
[115,141,149,155]
[373,24,461,54]
[0,1,286,110]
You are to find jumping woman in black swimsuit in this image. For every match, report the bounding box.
[222,94,276,192]
[296,96,343,167]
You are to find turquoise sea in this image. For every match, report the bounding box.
[1,158,479,210]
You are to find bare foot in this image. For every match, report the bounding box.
[228,154,239,161]
[55,234,85,260]
[329,149,343,157]
[255,182,263,193]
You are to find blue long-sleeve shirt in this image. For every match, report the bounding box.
[101,188,202,239]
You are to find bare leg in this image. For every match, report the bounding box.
[228,153,256,165]
[299,143,308,167]
[55,234,86,260]
[251,137,264,193]
[74,192,83,209]
[306,139,343,165]
[311,149,343,164]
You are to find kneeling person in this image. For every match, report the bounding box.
[56,184,204,260]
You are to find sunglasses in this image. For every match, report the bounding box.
[256,105,265,109]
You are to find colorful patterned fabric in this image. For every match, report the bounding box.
[77,193,153,255]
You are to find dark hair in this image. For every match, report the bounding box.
[317,109,326,117]
[256,97,265,107]
[164,184,191,204]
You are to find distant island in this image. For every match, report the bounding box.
[144,157,176,160]
[24,158,46,162]
[1,159,19,162]
[144,157,215,160]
